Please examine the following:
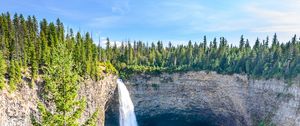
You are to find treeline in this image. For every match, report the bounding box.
[0,12,117,91]
[1,12,300,90]
[108,35,300,80]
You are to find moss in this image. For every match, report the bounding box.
[276,92,294,100]
[160,77,173,83]
[151,83,159,90]
[258,120,275,126]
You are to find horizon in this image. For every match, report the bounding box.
[1,0,300,46]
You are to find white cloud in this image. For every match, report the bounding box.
[111,0,130,14]
[140,0,252,33]
[98,37,122,48]
[88,15,122,28]
[244,1,300,34]
[166,0,300,36]
[79,0,300,44]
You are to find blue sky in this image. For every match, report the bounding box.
[1,0,300,45]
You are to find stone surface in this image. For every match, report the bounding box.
[118,71,300,126]
[0,75,117,126]
[2,71,300,126]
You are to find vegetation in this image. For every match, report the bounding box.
[114,35,300,80]
[0,12,117,90]
[258,120,275,126]
[8,59,21,91]
[0,12,116,125]
[0,52,6,89]
[33,43,98,126]
[0,12,299,86]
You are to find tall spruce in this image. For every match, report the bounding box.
[0,51,6,89]
[33,43,97,126]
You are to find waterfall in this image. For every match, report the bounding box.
[117,79,138,126]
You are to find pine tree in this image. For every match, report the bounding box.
[56,18,64,42]
[106,37,111,61]
[9,61,16,91]
[0,51,6,89]
[203,35,207,50]
[33,43,97,126]
[19,14,28,68]
[239,35,245,49]
[187,40,193,65]
[40,31,50,65]
[148,43,155,66]
[8,60,21,91]
[30,56,38,86]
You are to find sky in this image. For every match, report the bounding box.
[1,0,300,46]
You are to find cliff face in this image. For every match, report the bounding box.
[122,71,300,126]
[2,71,300,126]
[0,75,117,126]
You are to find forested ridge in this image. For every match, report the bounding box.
[0,12,118,91]
[0,12,300,86]
[1,12,300,85]
[0,12,117,125]
[117,34,300,80]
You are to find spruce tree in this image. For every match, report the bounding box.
[33,43,97,126]
[0,51,6,90]
[106,37,111,61]
[8,60,21,91]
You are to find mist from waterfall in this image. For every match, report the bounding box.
[117,79,138,126]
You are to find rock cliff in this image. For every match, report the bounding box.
[107,71,300,126]
[2,71,300,126]
[0,75,117,126]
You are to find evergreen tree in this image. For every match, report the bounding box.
[33,43,97,126]
[8,60,21,91]
[106,37,111,61]
[0,51,6,89]
[187,40,193,65]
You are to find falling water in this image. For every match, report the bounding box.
[118,79,138,126]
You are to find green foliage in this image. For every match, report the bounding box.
[82,109,99,126]
[151,83,159,90]
[0,12,119,92]
[8,60,21,91]
[34,43,94,126]
[0,51,6,90]
[98,61,118,75]
[115,34,300,80]
[30,59,38,87]
[3,12,300,83]
[258,120,275,126]
[119,65,164,79]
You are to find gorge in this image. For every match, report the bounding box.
[106,71,300,126]
[1,71,300,126]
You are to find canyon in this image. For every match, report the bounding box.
[107,71,300,126]
[1,72,300,126]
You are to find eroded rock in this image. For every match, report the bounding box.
[107,71,300,126]
[0,75,117,126]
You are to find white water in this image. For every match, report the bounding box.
[117,79,138,126]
